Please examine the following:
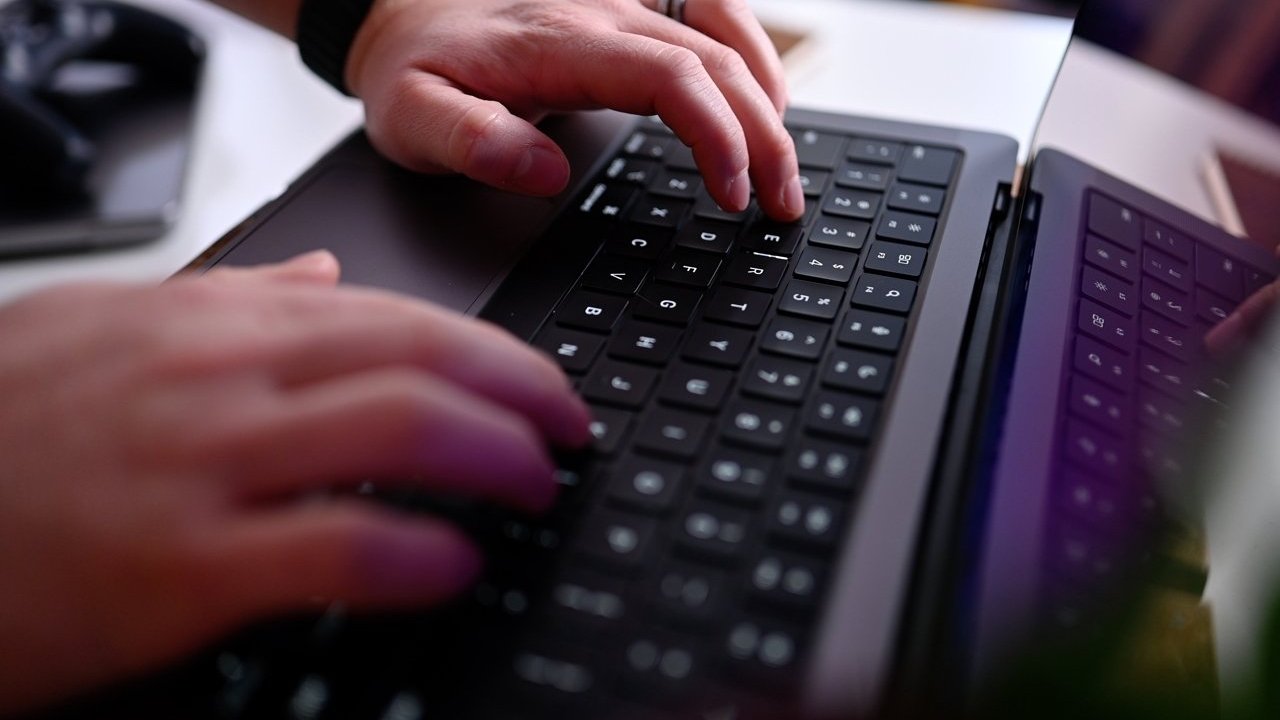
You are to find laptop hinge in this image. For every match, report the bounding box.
[886,182,1040,714]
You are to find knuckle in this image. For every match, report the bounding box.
[447,100,507,170]
[705,45,749,81]
[658,45,707,86]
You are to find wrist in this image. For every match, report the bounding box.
[296,0,378,95]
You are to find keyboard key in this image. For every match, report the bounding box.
[629,196,691,228]
[1196,288,1234,325]
[848,138,902,165]
[548,569,631,627]
[1140,311,1197,363]
[1244,265,1275,296]
[666,143,698,171]
[658,363,733,411]
[779,280,844,321]
[605,156,659,186]
[1081,264,1137,316]
[1142,246,1191,292]
[809,215,870,252]
[1137,387,1190,439]
[725,619,803,688]
[805,391,877,441]
[852,273,917,314]
[1087,193,1140,250]
[703,286,772,327]
[1084,234,1138,284]
[822,348,893,395]
[749,553,824,610]
[653,564,729,626]
[606,456,687,512]
[822,188,880,220]
[1067,374,1129,436]
[897,144,959,186]
[1074,335,1132,390]
[769,491,844,550]
[649,169,702,199]
[633,283,701,326]
[616,633,706,706]
[1063,419,1127,480]
[722,252,789,290]
[679,503,753,561]
[1078,298,1136,354]
[834,161,892,191]
[742,356,814,404]
[1143,218,1192,261]
[624,131,674,159]
[1138,345,1191,397]
[693,190,753,223]
[698,447,774,504]
[791,128,846,169]
[1141,277,1193,326]
[536,327,604,374]
[656,249,722,288]
[634,410,711,460]
[577,182,636,221]
[605,225,672,260]
[838,309,907,352]
[787,438,862,493]
[877,211,936,246]
[683,324,754,368]
[558,291,628,332]
[760,317,829,360]
[608,321,683,365]
[721,400,795,450]
[864,241,927,278]
[789,166,829,197]
[739,221,804,256]
[511,643,605,709]
[587,406,634,455]
[582,361,659,408]
[887,182,945,215]
[795,247,858,285]
[583,255,651,295]
[574,511,658,572]
[1195,244,1244,302]
[675,219,738,254]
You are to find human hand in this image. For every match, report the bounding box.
[0,252,591,714]
[345,0,804,220]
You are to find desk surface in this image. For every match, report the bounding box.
[0,0,1072,304]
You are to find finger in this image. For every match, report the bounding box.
[201,251,342,287]
[646,0,789,114]
[364,73,571,197]
[623,11,802,221]
[222,368,560,511]
[1205,280,1280,356]
[208,503,482,620]
[253,288,591,449]
[542,32,752,212]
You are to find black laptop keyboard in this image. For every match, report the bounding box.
[1042,190,1275,624]
[209,120,962,720]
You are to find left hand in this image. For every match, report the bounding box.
[344,0,804,220]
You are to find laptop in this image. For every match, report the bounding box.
[66,0,1272,717]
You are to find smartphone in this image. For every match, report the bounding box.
[0,37,204,257]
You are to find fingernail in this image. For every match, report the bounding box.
[783,175,805,218]
[511,145,569,196]
[290,250,337,272]
[728,171,751,212]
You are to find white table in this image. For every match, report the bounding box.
[0,0,1072,304]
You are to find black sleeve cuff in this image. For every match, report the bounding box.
[296,0,376,96]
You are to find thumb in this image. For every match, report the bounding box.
[202,250,342,287]
[365,75,571,196]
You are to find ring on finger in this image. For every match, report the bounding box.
[655,0,688,25]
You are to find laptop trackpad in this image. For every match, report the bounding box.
[216,161,558,314]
